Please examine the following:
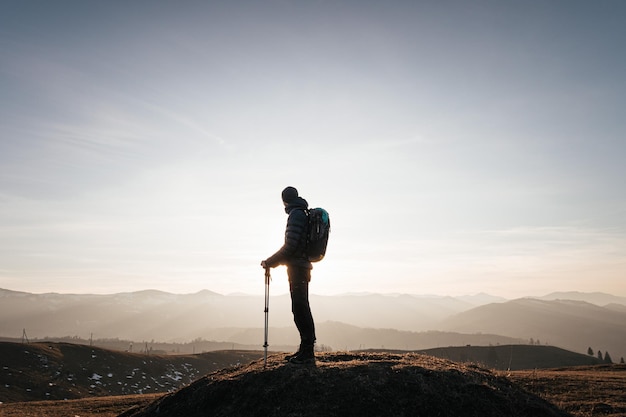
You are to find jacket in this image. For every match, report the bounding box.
[265,196,312,269]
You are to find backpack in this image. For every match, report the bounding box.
[306,208,330,262]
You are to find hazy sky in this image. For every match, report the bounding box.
[1,0,625,298]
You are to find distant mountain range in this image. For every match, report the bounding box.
[1,288,625,361]
[537,291,626,306]
[0,288,507,339]
[439,297,626,362]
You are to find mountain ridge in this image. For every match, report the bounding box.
[440,298,626,360]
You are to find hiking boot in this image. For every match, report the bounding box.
[289,345,315,365]
[285,346,302,361]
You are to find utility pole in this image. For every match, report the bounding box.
[22,328,29,344]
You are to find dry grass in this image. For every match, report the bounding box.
[0,394,160,417]
[506,364,626,417]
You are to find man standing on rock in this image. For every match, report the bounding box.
[261,186,316,365]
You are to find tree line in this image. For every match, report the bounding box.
[587,347,624,364]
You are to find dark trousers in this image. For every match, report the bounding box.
[288,265,316,346]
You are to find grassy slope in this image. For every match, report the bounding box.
[0,341,262,402]
[417,344,604,370]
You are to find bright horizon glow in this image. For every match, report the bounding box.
[1,1,625,299]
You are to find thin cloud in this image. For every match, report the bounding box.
[362,136,435,150]
[131,98,229,147]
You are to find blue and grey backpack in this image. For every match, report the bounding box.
[306,208,330,262]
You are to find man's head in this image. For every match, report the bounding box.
[281,186,299,205]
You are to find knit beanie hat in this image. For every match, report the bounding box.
[281,186,299,204]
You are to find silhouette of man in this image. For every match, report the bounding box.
[261,186,316,364]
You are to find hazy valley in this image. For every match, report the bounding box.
[1,288,625,361]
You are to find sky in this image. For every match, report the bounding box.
[1,0,625,298]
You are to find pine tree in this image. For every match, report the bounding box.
[604,351,613,364]
[587,347,594,356]
[620,357,624,364]
[597,350,603,361]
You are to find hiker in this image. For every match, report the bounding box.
[261,186,316,364]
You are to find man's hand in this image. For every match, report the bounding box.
[261,260,268,269]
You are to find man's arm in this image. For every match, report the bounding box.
[263,209,307,268]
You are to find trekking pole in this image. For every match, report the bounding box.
[263,266,271,368]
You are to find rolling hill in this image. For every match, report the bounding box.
[117,352,569,417]
[416,344,603,371]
